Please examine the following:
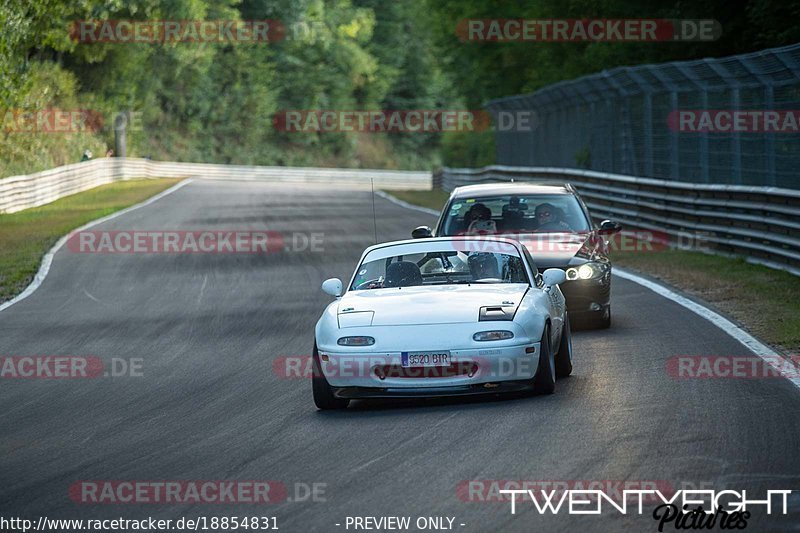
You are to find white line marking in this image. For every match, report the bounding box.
[614,268,800,390]
[375,190,440,216]
[0,179,193,315]
[377,190,800,391]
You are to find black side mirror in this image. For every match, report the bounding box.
[411,226,433,239]
[598,220,622,235]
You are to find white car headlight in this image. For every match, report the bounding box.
[473,330,514,341]
[566,262,605,280]
[337,336,375,346]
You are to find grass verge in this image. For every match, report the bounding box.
[389,189,451,212]
[384,189,800,353]
[0,178,182,304]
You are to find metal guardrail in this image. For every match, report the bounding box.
[437,166,800,276]
[0,158,432,214]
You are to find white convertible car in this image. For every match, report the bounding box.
[312,236,573,409]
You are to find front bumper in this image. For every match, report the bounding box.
[318,342,541,391]
[559,275,611,314]
[332,379,535,399]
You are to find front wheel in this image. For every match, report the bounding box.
[312,344,350,410]
[592,306,611,329]
[531,324,555,395]
[555,313,573,378]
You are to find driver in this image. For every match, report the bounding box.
[534,203,571,231]
[467,252,500,280]
[466,203,497,235]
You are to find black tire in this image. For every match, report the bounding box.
[593,306,611,329]
[577,306,611,330]
[531,324,555,395]
[312,344,350,410]
[555,313,573,378]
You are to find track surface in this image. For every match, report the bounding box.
[1,180,799,532]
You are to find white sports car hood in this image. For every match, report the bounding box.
[337,284,528,327]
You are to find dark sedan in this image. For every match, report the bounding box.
[412,182,621,328]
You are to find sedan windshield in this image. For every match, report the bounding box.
[441,194,591,236]
[350,250,528,290]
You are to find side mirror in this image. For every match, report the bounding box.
[321,278,343,297]
[598,220,622,235]
[411,226,433,239]
[542,268,567,288]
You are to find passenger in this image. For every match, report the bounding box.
[534,203,571,231]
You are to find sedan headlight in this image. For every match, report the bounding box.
[337,336,375,346]
[566,262,605,280]
[473,330,514,341]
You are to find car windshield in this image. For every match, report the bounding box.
[440,194,591,236]
[349,248,528,290]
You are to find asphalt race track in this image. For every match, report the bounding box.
[1,179,799,532]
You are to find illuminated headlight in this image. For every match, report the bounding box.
[473,330,514,341]
[337,336,375,346]
[566,263,604,280]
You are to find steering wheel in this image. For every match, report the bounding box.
[355,278,384,290]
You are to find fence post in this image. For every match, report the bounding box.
[731,88,742,184]
[643,93,654,177]
[700,90,710,183]
[670,91,680,180]
[764,85,776,186]
[114,112,127,158]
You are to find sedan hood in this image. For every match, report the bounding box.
[338,284,528,326]
[515,232,593,268]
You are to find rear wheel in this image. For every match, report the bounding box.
[312,343,350,410]
[531,324,555,395]
[555,313,573,378]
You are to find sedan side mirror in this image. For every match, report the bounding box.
[598,220,622,235]
[542,268,567,288]
[321,278,343,297]
[411,226,433,239]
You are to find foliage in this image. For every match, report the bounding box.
[1,0,799,173]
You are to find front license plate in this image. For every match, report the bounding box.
[401,351,451,368]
